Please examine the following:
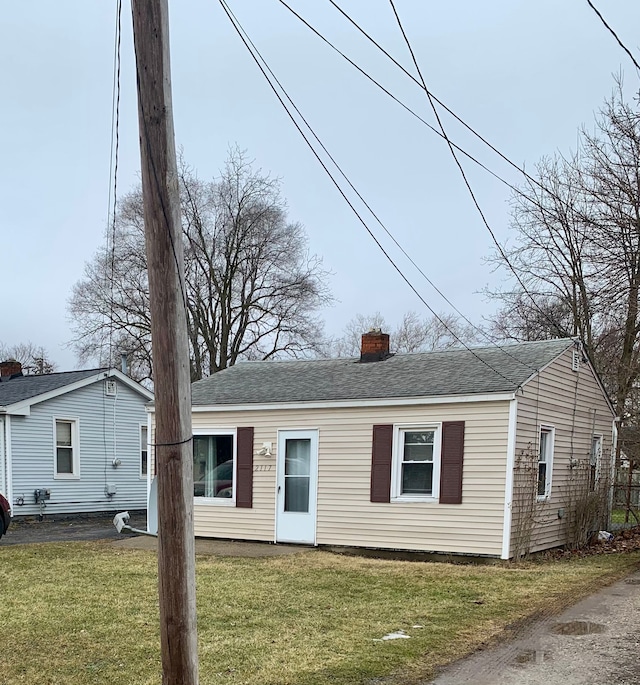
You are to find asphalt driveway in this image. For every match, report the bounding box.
[1,512,308,557]
[427,566,640,685]
[0,511,148,545]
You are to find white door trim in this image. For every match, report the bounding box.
[276,429,319,544]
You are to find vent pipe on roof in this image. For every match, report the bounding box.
[120,352,128,376]
[360,329,391,363]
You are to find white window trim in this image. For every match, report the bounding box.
[192,427,237,506]
[590,434,603,489]
[537,424,555,501]
[391,423,442,503]
[140,423,149,480]
[53,417,80,480]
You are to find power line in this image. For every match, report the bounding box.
[387,0,566,337]
[323,0,556,198]
[276,0,533,201]
[586,0,640,74]
[278,0,587,265]
[106,0,123,368]
[218,0,533,385]
[222,2,536,372]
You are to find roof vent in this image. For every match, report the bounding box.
[571,350,580,372]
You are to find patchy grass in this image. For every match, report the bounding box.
[611,508,640,525]
[0,543,638,685]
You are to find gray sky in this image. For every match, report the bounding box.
[2,1,639,370]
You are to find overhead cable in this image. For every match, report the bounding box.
[586,0,640,74]
[387,0,566,336]
[218,0,534,384]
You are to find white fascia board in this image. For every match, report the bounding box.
[0,405,29,417]
[2,371,111,416]
[2,404,29,417]
[501,398,518,560]
[520,340,615,418]
[3,369,153,416]
[181,391,516,414]
[106,369,154,401]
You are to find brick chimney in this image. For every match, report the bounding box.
[360,329,390,363]
[0,360,23,379]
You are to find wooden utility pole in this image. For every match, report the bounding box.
[130,2,199,683]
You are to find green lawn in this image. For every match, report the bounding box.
[611,508,640,524]
[0,542,638,685]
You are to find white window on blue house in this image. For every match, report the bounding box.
[141,425,149,478]
[55,418,79,479]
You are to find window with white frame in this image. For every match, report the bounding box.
[393,425,441,499]
[537,426,554,498]
[590,435,602,492]
[140,425,148,478]
[55,419,79,478]
[193,432,235,500]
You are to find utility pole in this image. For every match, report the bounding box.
[130,2,199,684]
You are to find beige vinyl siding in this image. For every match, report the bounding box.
[511,348,615,556]
[189,400,511,557]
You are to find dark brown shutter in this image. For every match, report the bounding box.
[236,427,254,508]
[370,424,393,503]
[440,421,465,504]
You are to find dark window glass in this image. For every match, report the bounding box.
[193,435,234,498]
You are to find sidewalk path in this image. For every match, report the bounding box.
[428,567,640,685]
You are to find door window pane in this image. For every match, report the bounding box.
[284,439,311,512]
[285,476,310,512]
[285,439,310,475]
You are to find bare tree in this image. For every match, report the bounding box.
[488,81,640,419]
[329,311,477,357]
[69,149,332,382]
[0,342,56,375]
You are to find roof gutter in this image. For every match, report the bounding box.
[168,391,518,414]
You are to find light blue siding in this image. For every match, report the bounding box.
[10,378,149,516]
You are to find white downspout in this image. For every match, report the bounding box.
[501,398,518,560]
[146,408,153,532]
[611,417,619,522]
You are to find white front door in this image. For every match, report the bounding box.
[276,430,318,544]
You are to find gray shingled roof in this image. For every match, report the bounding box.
[191,339,575,406]
[0,369,107,407]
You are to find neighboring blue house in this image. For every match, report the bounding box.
[0,360,153,518]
